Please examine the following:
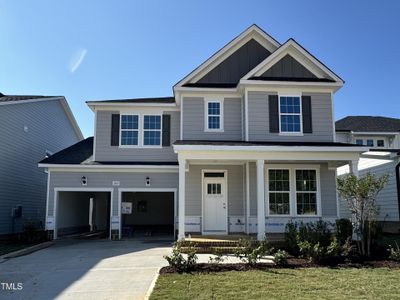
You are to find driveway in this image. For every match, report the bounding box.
[0,239,172,300]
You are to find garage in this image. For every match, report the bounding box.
[120,191,175,238]
[55,191,111,239]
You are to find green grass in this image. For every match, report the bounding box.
[151,268,400,300]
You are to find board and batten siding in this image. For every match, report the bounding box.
[248,91,334,142]
[47,171,179,218]
[94,110,180,162]
[182,97,243,140]
[0,100,81,235]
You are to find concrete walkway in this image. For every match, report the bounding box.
[0,239,172,300]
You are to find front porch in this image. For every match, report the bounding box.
[174,141,366,240]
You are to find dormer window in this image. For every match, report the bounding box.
[121,115,139,145]
[279,96,302,133]
[205,100,223,131]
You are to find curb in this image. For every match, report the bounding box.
[144,267,161,300]
[0,241,55,260]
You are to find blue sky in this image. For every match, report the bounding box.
[1,1,399,137]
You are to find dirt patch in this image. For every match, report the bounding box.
[160,258,400,274]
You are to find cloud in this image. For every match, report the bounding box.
[68,48,87,73]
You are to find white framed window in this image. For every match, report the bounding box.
[366,139,374,147]
[355,139,363,145]
[120,114,162,148]
[279,95,302,134]
[266,165,321,217]
[377,139,385,147]
[205,100,224,131]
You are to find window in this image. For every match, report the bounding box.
[355,139,363,146]
[207,183,222,195]
[377,140,385,147]
[121,115,139,145]
[268,169,290,215]
[279,96,302,133]
[296,170,317,215]
[206,101,222,130]
[143,115,161,146]
[366,139,374,147]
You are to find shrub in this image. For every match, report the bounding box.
[234,236,273,265]
[164,242,198,272]
[335,218,353,245]
[208,249,225,264]
[284,221,299,255]
[298,237,342,264]
[274,250,288,266]
[388,242,400,261]
[298,220,332,247]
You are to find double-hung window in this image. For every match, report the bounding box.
[355,139,363,145]
[279,96,302,133]
[268,169,290,215]
[296,170,318,215]
[206,101,223,131]
[121,115,139,146]
[143,115,161,146]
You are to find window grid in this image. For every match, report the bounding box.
[207,101,221,130]
[121,115,139,145]
[295,170,317,215]
[366,139,374,147]
[355,139,363,145]
[120,114,162,147]
[207,183,222,195]
[143,115,161,146]
[268,169,290,215]
[279,96,302,133]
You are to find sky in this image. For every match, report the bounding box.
[0,0,399,138]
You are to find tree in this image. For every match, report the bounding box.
[337,172,389,257]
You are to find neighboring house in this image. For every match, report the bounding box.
[336,116,400,232]
[39,25,366,241]
[0,93,83,236]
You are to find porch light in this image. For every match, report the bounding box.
[145,176,150,187]
[81,176,87,186]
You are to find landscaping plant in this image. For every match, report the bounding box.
[337,173,389,257]
[274,249,288,266]
[234,236,273,265]
[335,218,353,245]
[388,242,400,261]
[164,242,198,272]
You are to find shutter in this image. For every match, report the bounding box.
[302,96,312,133]
[269,95,279,133]
[162,114,171,147]
[111,114,120,146]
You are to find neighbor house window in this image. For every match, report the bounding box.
[377,140,385,147]
[121,115,139,145]
[296,170,318,215]
[143,115,161,146]
[268,169,290,215]
[279,96,302,133]
[355,139,363,145]
[206,101,223,130]
[366,139,374,147]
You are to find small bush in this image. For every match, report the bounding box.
[284,221,299,255]
[298,237,342,263]
[298,220,332,247]
[335,218,353,245]
[208,249,225,264]
[164,242,198,272]
[388,242,400,261]
[274,250,288,266]
[234,236,274,265]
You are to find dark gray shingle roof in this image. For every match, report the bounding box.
[40,137,94,164]
[0,93,60,103]
[86,96,175,104]
[336,116,400,132]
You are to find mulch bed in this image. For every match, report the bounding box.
[160,258,400,274]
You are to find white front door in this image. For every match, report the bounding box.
[203,176,227,234]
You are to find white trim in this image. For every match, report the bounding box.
[178,158,186,239]
[278,94,303,135]
[87,102,177,111]
[256,159,265,240]
[244,88,249,141]
[201,169,228,235]
[174,25,280,88]
[265,167,291,217]
[245,162,250,234]
[180,94,183,139]
[239,80,343,92]
[93,110,97,161]
[204,98,224,132]
[53,187,114,240]
[45,170,51,230]
[118,188,177,240]
[39,164,179,170]
[331,92,336,142]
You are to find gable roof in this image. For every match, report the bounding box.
[174,24,280,88]
[336,116,400,133]
[0,93,60,103]
[242,38,344,84]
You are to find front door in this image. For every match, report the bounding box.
[203,174,227,234]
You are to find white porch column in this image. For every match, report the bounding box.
[245,162,250,234]
[178,158,186,240]
[349,159,359,177]
[256,159,266,240]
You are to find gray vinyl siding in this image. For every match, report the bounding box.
[94,110,180,162]
[48,171,179,217]
[182,97,242,140]
[261,54,317,79]
[248,91,334,142]
[185,165,245,216]
[339,159,400,222]
[249,162,337,217]
[0,100,81,235]
[197,39,271,84]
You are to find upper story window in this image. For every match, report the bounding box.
[377,139,385,147]
[205,100,223,131]
[143,115,161,146]
[279,96,302,133]
[355,139,363,145]
[121,115,139,145]
[366,139,374,147]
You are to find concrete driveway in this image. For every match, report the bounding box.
[0,239,172,300]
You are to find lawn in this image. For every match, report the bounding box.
[151,268,400,300]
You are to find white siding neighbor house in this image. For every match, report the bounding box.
[39,25,367,240]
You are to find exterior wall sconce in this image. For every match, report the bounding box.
[81,176,87,186]
[145,176,150,187]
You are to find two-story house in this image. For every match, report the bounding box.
[39,25,366,240]
[336,116,400,232]
[0,93,83,236]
